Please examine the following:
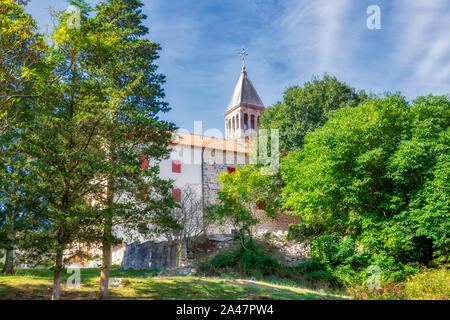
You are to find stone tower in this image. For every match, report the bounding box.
[225,66,265,140]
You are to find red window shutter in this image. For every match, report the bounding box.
[172,188,181,203]
[88,199,93,207]
[140,156,148,169]
[140,186,148,198]
[172,160,181,173]
[227,167,236,174]
[256,200,266,210]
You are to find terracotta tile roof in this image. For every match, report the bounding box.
[171,132,249,153]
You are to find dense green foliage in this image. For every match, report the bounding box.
[199,242,281,278]
[282,94,449,283]
[260,75,368,152]
[0,0,48,275]
[0,0,47,116]
[214,74,448,291]
[0,0,177,299]
[212,77,368,244]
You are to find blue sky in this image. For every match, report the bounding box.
[26,0,450,134]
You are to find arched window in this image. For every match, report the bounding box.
[251,114,255,129]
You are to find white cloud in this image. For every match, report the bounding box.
[276,0,354,75]
[392,0,450,91]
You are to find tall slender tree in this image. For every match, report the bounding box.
[0,0,47,274]
[88,0,178,299]
[8,0,177,299]
[15,3,113,299]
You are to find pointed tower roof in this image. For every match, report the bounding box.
[227,66,264,111]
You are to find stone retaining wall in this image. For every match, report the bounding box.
[121,241,180,270]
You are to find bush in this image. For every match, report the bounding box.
[199,242,281,278]
[403,267,450,300]
[351,267,449,300]
[282,95,450,286]
[294,260,342,287]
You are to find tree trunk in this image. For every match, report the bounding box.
[99,142,116,299]
[99,179,113,299]
[2,232,15,274]
[52,249,63,300]
[2,247,14,274]
[99,220,112,299]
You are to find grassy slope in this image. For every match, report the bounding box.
[0,269,347,300]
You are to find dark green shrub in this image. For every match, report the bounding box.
[199,243,282,277]
[282,95,450,286]
[295,260,325,273]
[294,260,337,285]
[210,253,236,269]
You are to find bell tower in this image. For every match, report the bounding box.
[225,49,265,140]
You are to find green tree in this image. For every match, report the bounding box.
[13,3,115,299]
[206,165,281,249]
[260,75,368,153]
[0,0,47,275]
[0,0,46,117]
[11,0,178,300]
[88,0,178,299]
[235,76,370,228]
[282,94,449,282]
[0,147,43,274]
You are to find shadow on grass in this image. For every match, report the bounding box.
[13,268,159,284]
[127,277,327,300]
[1,271,344,300]
[0,280,101,300]
[129,277,254,300]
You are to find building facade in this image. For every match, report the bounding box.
[72,66,297,269]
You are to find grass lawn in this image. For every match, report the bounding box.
[0,269,348,300]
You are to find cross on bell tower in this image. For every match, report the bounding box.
[238,48,248,68]
[225,49,265,140]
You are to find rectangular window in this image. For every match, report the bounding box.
[172,160,181,173]
[140,156,148,170]
[140,186,148,198]
[227,167,236,174]
[172,188,181,203]
[256,200,266,210]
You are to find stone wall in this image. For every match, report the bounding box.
[202,163,229,208]
[202,160,299,236]
[121,241,180,270]
[202,162,238,235]
[252,210,299,235]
